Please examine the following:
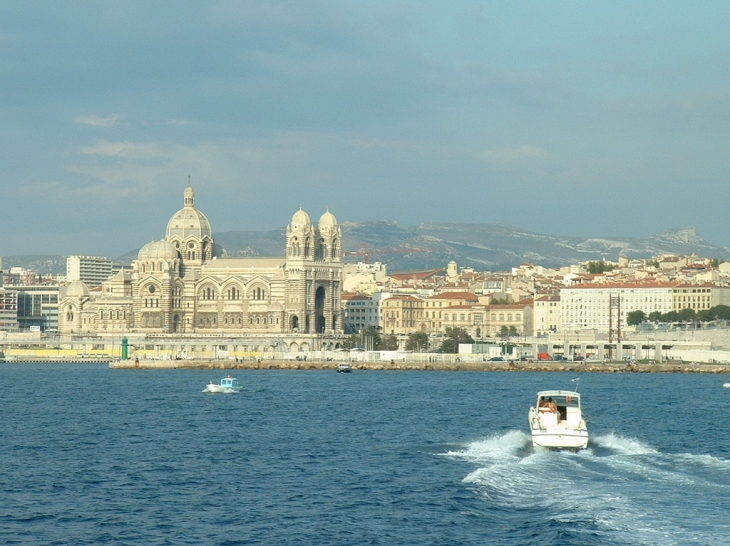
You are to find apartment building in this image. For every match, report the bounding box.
[485,303,532,337]
[561,283,674,332]
[66,255,113,287]
[341,292,380,333]
[440,304,488,339]
[560,282,730,333]
[380,295,430,334]
[0,287,19,331]
[533,295,561,336]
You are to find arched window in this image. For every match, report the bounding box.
[290,237,301,257]
[200,287,216,300]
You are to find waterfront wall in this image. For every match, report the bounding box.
[108,358,730,374]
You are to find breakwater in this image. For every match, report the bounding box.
[108,358,730,374]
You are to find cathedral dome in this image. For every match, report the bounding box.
[65,280,89,298]
[166,183,213,240]
[138,240,179,261]
[318,210,338,230]
[290,208,312,231]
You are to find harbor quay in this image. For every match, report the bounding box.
[4,330,730,373]
[106,356,730,374]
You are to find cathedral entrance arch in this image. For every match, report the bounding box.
[172,314,181,333]
[315,286,326,333]
[290,316,299,332]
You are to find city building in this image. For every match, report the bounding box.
[485,303,532,338]
[380,295,429,334]
[342,262,388,294]
[58,183,343,336]
[533,295,561,336]
[560,282,730,333]
[341,292,380,333]
[66,255,113,287]
[0,287,19,331]
[6,285,60,331]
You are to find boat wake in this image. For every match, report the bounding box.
[445,431,730,545]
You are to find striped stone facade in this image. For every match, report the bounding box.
[59,184,343,335]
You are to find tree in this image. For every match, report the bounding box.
[648,311,663,323]
[381,334,399,351]
[677,308,696,322]
[587,260,616,274]
[405,332,429,352]
[344,326,382,350]
[663,311,679,323]
[342,334,360,349]
[626,310,646,326]
[439,327,474,353]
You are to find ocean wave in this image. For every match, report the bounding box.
[447,431,730,544]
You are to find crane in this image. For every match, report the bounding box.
[343,244,429,264]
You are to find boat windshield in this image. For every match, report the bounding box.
[537,393,580,408]
[551,394,579,408]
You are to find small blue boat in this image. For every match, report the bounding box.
[203,376,243,393]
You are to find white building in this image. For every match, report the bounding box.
[66,256,113,287]
[342,262,388,294]
[533,295,560,336]
[560,282,729,333]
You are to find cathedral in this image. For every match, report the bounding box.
[59,184,343,336]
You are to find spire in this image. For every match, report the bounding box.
[184,177,194,208]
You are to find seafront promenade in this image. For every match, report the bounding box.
[107,357,730,374]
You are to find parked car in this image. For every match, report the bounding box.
[553,354,569,361]
[488,356,505,361]
[537,353,551,361]
[573,355,585,361]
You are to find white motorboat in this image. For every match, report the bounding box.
[336,362,353,373]
[723,380,730,388]
[528,389,588,449]
[202,376,243,394]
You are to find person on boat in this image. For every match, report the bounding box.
[539,396,549,408]
[547,397,557,412]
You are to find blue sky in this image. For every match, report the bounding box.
[2,1,729,258]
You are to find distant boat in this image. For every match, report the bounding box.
[336,362,353,373]
[202,376,243,394]
[528,389,588,450]
[723,380,730,389]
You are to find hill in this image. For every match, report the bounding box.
[3,224,728,275]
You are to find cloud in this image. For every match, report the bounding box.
[479,145,547,163]
[80,140,166,160]
[74,114,119,127]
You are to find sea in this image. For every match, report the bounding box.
[2,364,729,545]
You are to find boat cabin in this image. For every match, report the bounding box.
[221,377,241,389]
[536,390,582,426]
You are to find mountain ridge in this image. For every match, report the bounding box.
[3,223,728,275]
